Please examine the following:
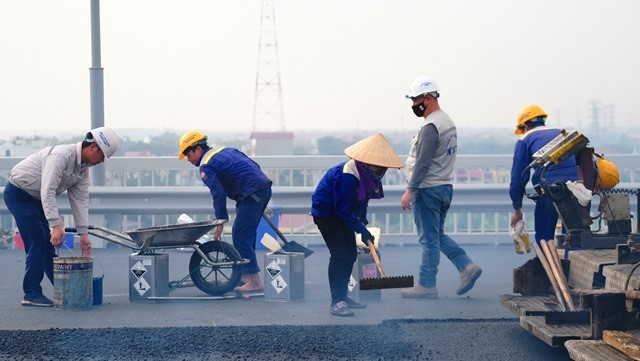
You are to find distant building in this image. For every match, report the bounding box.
[0,136,53,157]
[249,131,294,156]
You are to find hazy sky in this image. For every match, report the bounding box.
[1,1,639,138]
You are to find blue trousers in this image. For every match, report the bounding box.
[3,182,57,298]
[413,185,472,288]
[534,196,559,245]
[233,186,271,274]
[313,215,357,305]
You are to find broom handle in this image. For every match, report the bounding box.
[548,240,566,282]
[367,241,385,277]
[533,242,566,312]
[550,241,574,309]
[541,240,575,311]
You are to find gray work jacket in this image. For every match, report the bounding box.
[9,143,90,234]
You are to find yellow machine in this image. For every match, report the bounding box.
[526,129,639,250]
[527,130,590,170]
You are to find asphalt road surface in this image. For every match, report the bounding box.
[0,243,571,360]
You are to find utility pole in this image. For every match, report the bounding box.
[90,0,105,186]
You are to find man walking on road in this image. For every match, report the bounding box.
[400,75,482,298]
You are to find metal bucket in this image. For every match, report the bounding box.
[53,257,93,310]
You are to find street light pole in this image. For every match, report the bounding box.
[90,0,105,186]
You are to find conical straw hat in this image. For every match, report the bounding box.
[344,133,404,168]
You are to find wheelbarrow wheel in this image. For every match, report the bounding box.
[189,240,243,296]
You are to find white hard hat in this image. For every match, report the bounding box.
[89,127,119,159]
[405,76,440,98]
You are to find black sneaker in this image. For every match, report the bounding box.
[21,294,54,307]
[330,301,354,317]
[344,297,367,308]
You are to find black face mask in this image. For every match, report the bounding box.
[412,102,426,117]
[362,163,386,183]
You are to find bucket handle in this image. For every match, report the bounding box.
[59,242,105,278]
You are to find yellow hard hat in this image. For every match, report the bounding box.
[515,104,548,135]
[595,158,620,190]
[178,130,207,160]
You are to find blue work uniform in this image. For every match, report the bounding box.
[311,160,370,236]
[197,147,272,274]
[311,159,374,305]
[509,126,578,243]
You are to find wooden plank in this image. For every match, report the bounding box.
[603,330,640,360]
[499,294,563,316]
[512,258,553,295]
[565,340,633,361]
[520,316,592,347]
[568,249,617,289]
[604,264,640,291]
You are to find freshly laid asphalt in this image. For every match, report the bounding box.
[0,242,572,360]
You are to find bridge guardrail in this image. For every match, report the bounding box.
[1,155,638,246]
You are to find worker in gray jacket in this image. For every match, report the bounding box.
[399,76,482,299]
[3,127,119,307]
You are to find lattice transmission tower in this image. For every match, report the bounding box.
[252,0,286,133]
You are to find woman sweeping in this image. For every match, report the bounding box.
[311,133,403,317]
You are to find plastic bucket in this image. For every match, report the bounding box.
[93,275,103,305]
[53,257,93,310]
[64,233,74,249]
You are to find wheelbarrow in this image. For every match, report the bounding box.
[65,220,248,297]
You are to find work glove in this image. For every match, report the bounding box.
[361,229,375,246]
[509,220,531,255]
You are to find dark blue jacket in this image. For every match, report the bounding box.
[509,127,578,209]
[311,160,369,235]
[197,147,272,220]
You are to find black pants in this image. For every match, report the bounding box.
[313,215,357,305]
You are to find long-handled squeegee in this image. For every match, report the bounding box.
[359,241,414,290]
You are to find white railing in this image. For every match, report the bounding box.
[1,155,638,246]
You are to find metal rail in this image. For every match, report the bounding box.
[1,155,638,245]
